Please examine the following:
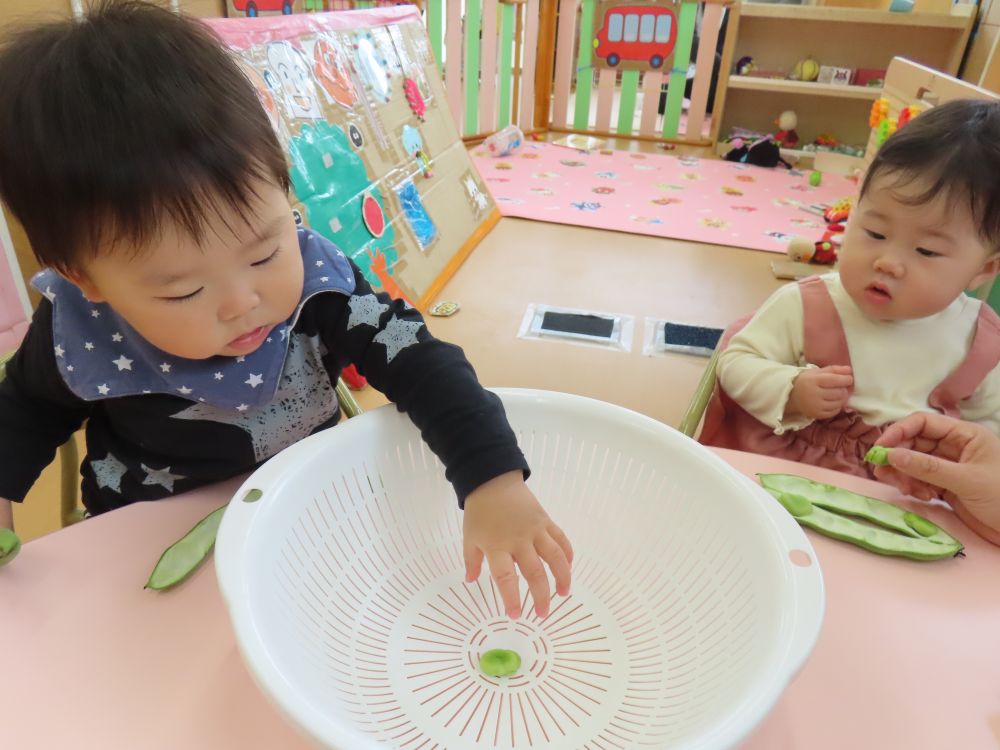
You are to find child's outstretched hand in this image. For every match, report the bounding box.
[463,470,573,619]
[786,365,853,421]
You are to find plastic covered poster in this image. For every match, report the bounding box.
[206,7,495,306]
[591,0,680,73]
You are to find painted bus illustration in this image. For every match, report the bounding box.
[232,0,293,16]
[594,5,677,68]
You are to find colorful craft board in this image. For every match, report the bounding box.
[207,7,496,306]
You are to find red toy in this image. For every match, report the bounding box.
[775,110,800,149]
[787,198,853,265]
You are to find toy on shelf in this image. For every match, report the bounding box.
[789,56,820,82]
[774,110,799,148]
[817,65,854,86]
[897,104,923,128]
[735,55,756,75]
[870,97,924,147]
[786,198,853,265]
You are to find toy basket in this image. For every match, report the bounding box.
[216,389,824,749]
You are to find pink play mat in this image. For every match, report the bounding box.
[471,142,857,254]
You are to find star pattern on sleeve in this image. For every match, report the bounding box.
[113,355,133,371]
[347,294,390,330]
[373,315,423,364]
[141,463,186,492]
[91,452,128,494]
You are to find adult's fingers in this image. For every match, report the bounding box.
[886,447,966,496]
[878,412,971,447]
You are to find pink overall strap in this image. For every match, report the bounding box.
[799,276,852,369]
[929,302,1000,417]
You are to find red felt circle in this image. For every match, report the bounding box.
[362,193,385,238]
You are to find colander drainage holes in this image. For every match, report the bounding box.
[789,549,813,567]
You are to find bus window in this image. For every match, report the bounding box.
[639,14,655,43]
[623,13,639,42]
[655,14,672,43]
[607,12,623,43]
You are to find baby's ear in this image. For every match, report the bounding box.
[58,269,105,303]
[983,252,1000,280]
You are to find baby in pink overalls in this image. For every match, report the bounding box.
[700,99,1000,480]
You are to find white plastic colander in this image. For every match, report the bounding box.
[216,389,824,750]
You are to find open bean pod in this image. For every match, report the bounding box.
[758,473,963,561]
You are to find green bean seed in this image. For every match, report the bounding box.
[904,512,940,538]
[0,528,21,568]
[774,491,813,518]
[864,446,891,465]
[146,504,226,591]
[479,649,521,678]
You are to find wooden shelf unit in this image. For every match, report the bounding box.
[729,75,883,99]
[716,2,976,150]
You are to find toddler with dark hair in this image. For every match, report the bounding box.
[0,1,571,618]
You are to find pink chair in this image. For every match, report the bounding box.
[0,215,81,526]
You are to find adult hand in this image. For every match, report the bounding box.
[875,412,1000,545]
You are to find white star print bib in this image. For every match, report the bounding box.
[32,228,356,410]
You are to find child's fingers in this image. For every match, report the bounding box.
[536,534,572,598]
[547,522,574,565]
[819,388,850,404]
[824,365,853,375]
[815,372,854,388]
[464,541,484,583]
[486,551,523,618]
[515,546,553,619]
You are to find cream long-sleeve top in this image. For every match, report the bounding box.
[717,273,1000,435]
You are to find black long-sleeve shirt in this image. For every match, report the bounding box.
[0,230,527,514]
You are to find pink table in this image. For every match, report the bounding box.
[3,450,998,749]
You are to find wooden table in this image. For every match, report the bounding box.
[3,448,998,749]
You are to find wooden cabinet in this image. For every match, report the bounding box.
[716,3,976,151]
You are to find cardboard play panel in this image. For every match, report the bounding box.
[208,7,498,307]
